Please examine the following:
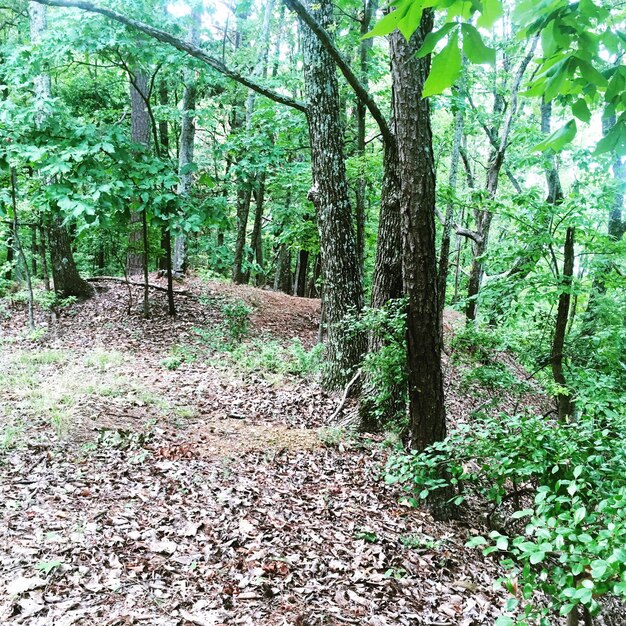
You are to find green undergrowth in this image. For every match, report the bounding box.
[386,409,626,624]
[162,296,322,380]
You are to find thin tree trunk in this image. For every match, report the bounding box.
[250,176,265,285]
[438,82,464,331]
[39,222,50,291]
[552,226,575,421]
[30,226,37,276]
[274,243,292,294]
[294,249,309,297]
[301,0,365,387]
[465,37,537,322]
[174,2,201,276]
[232,187,252,284]
[354,0,376,275]
[10,168,34,330]
[4,224,14,281]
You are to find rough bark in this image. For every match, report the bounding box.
[551,226,576,421]
[390,13,446,455]
[301,0,365,387]
[249,177,266,285]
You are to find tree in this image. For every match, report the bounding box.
[29,0,93,299]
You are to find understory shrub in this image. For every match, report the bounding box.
[386,411,626,624]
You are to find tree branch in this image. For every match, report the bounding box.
[281,0,393,144]
[31,0,308,113]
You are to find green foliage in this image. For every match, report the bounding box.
[386,411,626,622]
[346,299,408,427]
[221,300,253,343]
[461,362,528,394]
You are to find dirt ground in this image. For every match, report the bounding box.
[1,276,556,625]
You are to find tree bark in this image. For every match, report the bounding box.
[389,13,446,456]
[551,226,576,421]
[301,0,365,387]
[127,70,151,278]
[294,249,309,297]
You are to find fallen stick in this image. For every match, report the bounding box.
[86,276,190,296]
[328,369,361,423]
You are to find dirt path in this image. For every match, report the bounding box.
[0,277,542,625]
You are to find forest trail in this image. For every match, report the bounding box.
[1,278,544,625]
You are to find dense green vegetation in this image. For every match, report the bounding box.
[1,0,625,623]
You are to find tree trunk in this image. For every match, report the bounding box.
[306,254,321,298]
[390,13,447,456]
[294,249,309,297]
[438,85,464,331]
[465,38,537,322]
[10,168,34,329]
[274,243,292,294]
[250,176,266,286]
[552,226,575,421]
[354,0,376,275]
[4,224,14,281]
[174,3,201,277]
[232,187,252,284]
[127,70,151,279]
[30,1,93,299]
[301,0,365,386]
[39,222,51,291]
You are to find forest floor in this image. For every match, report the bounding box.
[0,275,550,626]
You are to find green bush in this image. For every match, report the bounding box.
[345,299,408,428]
[221,300,252,343]
[386,411,626,623]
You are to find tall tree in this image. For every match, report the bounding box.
[300,0,365,385]
[389,13,447,459]
[30,0,93,299]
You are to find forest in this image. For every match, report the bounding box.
[0,0,625,624]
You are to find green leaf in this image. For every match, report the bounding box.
[495,617,515,626]
[534,119,577,152]
[461,24,496,65]
[364,1,411,39]
[477,0,503,29]
[573,506,587,525]
[530,551,546,564]
[416,23,458,59]
[422,29,462,98]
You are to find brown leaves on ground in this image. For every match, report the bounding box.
[0,276,546,625]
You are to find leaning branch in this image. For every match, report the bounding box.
[31,0,308,113]
[281,0,393,145]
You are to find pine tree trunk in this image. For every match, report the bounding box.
[301,0,366,387]
[390,13,446,454]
